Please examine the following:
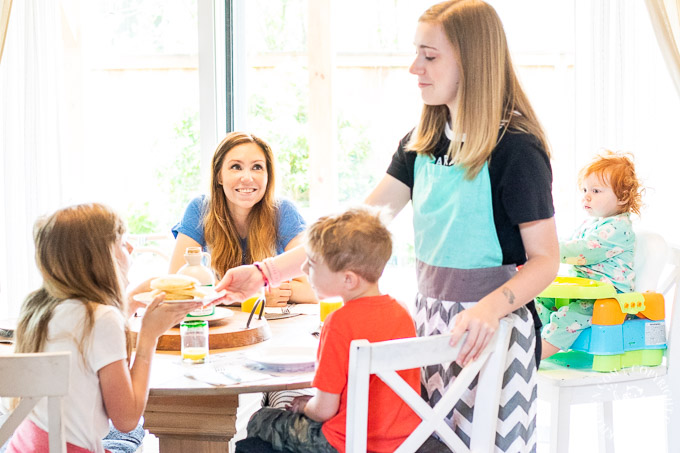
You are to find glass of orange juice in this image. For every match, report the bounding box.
[180,320,208,364]
[320,298,344,324]
[241,287,266,313]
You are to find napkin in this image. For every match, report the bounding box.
[184,366,239,386]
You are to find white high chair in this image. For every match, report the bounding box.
[537,231,680,453]
[345,317,514,453]
[0,351,71,453]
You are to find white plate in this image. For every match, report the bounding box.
[133,289,226,304]
[183,306,234,323]
[247,346,317,371]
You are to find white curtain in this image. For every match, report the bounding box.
[0,0,11,64]
[645,0,680,97]
[0,1,65,318]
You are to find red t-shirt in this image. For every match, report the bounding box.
[313,295,421,453]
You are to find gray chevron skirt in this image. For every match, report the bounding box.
[415,294,538,453]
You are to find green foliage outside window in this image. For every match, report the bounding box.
[126,112,201,235]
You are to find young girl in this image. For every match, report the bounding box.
[6,203,202,453]
[538,150,643,359]
[217,2,559,451]
[169,131,316,306]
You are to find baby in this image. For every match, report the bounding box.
[538,150,643,359]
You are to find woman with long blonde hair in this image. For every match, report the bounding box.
[217,2,559,451]
[169,131,316,305]
[7,203,201,453]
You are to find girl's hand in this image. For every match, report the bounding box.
[125,277,154,318]
[265,281,292,307]
[215,265,265,303]
[449,302,499,367]
[139,293,203,340]
[286,395,312,413]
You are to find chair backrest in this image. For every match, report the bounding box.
[346,317,513,453]
[662,243,680,451]
[0,351,71,453]
[634,230,670,292]
[662,243,680,366]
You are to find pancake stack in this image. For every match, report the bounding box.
[148,274,211,301]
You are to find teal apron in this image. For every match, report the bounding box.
[412,154,537,452]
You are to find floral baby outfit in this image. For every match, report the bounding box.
[537,213,635,350]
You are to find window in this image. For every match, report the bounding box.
[2,0,679,317]
[0,0,205,314]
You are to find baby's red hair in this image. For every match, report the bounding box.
[578,150,643,215]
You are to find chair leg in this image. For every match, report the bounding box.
[549,389,572,453]
[597,401,615,453]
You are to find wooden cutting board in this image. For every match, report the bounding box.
[129,307,271,351]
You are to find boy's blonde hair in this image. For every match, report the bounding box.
[305,207,392,283]
[578,150,644,216]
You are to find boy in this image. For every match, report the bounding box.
[235,206,421,453]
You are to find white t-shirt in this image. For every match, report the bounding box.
[29,300,128,453]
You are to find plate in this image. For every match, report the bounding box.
[247,346,317,372]
[133,289,226,304]
[183,306,234,323]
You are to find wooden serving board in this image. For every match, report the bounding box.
[129,308,271,351]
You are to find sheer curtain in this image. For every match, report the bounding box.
[646,0,680,97]
[0,1,65,318]
[0,0,11,64]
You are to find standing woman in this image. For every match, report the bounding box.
[217,1,558,450]
[169,132,316,306]
[365,1,559,450]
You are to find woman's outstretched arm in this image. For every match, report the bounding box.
[215,174,411,301]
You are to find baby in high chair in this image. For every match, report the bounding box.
[538,150,644,359]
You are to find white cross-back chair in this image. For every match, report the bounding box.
[346,317,514,453]
[0,351,71,453]
[537,231,680,453]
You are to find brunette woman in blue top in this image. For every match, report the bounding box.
[169,131,316,306]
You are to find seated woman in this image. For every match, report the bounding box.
[169,131,317,306]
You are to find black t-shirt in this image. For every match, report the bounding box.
[387,128,554,361]
[387,128,554,266]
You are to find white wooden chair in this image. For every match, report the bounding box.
[537,231,680,453]
[346,317,514,453]
[0,351,71,453]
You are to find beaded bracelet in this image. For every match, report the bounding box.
[253,262,270,289]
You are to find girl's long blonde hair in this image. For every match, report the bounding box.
[14,203,132,361]
[407,0,550,179]
[204,132,277,277]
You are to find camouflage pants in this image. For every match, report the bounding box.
[243,407,338,453]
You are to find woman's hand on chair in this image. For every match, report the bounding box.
[449,303,499,366]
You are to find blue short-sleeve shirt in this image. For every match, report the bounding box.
[171,195,306,257]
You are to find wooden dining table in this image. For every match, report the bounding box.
[142,304,320,453]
